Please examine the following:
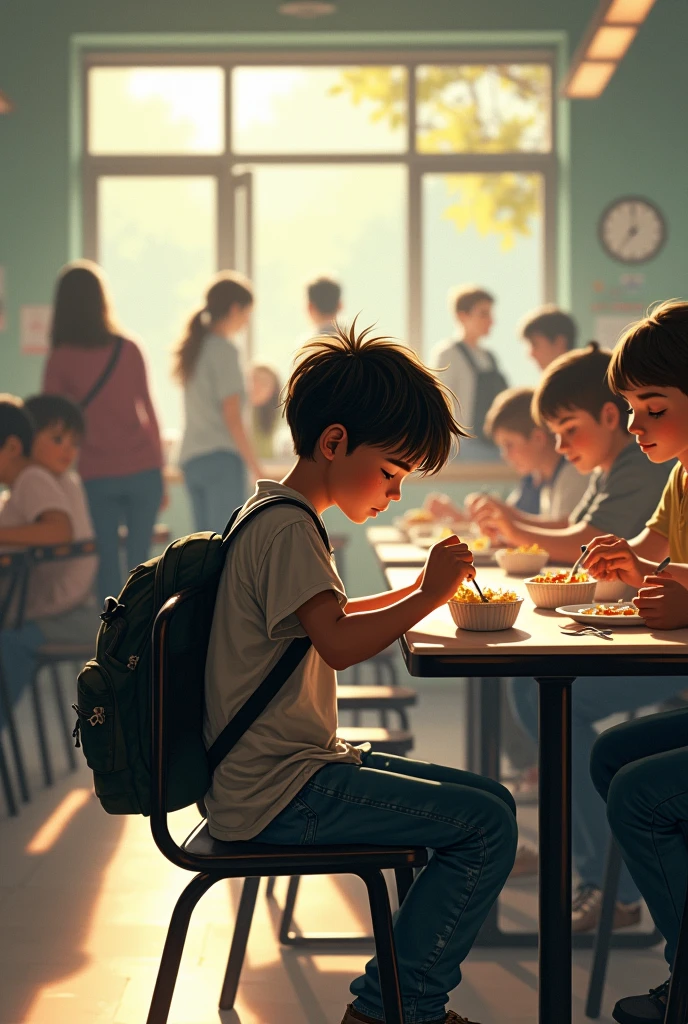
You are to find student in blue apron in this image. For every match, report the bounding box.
[430,285,508,461]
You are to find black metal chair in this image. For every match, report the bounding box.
[26,540,97,788]
[0,549,32,812]
[146,587,427,1024]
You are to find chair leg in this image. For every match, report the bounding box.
[279,874,302,944]
[146,872,218,1024]
[266,876,276,898]
[49,665,77,772]
[361,869,404,1024]
[394,866,414,907]
[0,664,30,802]
[219,876,260,1010]
[0,734,18,816]
[664,882,688,1024]
[31,670,53,787]
[585,839,623,1019]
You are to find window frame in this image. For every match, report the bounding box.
[82,48,558,358]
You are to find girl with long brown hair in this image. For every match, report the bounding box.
[43,260,163,604]
[174,271,262,532]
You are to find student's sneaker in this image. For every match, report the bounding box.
[612,978,673,1023]
[508,843,538,879]
[571,883,641,933]
[340,1005,481,1024]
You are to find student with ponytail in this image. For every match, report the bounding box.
[174,272,263,532]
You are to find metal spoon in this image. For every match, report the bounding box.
[567,543,588,583]
[471,577,489,603]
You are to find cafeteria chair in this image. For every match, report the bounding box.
[27,541,97,788]
[0,550,32,811]
[146,586,427,1024]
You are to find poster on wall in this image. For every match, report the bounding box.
[0,267,5,332]
[20,305,52,355]
[593,314,636,349]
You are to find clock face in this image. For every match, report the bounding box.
[598,197,666,264]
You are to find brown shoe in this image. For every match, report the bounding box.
[340,1005,482,1024]
[508,843,538,880]
[571,884,642,933]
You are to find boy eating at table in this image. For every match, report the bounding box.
[204,323,518,1024]
[484,345,681,931]
[584,301,688,1024]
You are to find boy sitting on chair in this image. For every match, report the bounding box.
[0,394,96,722]
[204,323,518,1024]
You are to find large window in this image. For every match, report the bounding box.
[83,53,556,429]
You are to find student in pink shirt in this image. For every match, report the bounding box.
[43,261,163,605]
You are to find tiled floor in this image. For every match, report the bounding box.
[0,677,668,1024]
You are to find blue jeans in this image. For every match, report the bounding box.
[253,751,518,1022]
[0,622,44,730]
[591,708,688,969]
[183,450,246,535]
[509,676,686,904]
[84,468,163,605]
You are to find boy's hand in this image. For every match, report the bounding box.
[634,572,688,630]
[419,535,475,608]
[583,535,644,587]
[474,502,517,544]
[423,492,458,521]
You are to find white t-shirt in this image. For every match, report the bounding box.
[203,480,360,842]
[0,465,97,620]
[180,334,246,465]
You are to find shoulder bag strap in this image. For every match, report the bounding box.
[206,495,331,773]
[80,337,124,410]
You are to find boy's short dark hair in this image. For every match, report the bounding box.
[24,394,86,437]
[285,321,470,474]
[451,285,494,316]
[607,300,688,398]
[0,394,34,455]
[307,276,341,316]
[519,306,577,349]
[532,342,628,426]
[484,387,540,441]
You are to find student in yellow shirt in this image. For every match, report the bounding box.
[585,301,688,1024]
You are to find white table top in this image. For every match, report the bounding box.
[384,565,688,672]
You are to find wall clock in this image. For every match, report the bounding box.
[598,196,666,264]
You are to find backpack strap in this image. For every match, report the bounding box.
[206,495,331,774]
[80,337,124,409]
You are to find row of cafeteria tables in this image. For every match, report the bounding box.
[366,525,688,1024]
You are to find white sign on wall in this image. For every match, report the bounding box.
[20,305,52,355]
[593,314,635,349]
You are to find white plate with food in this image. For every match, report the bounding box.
[556,603,645,627]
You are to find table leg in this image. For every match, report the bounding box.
[536,676,573,1024]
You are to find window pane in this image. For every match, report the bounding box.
[416,65,551,153]
[250,164,406,381]
[89,67,224,154]
[232,66,407,153]
[98,176,216,429]
[423,172,544,388]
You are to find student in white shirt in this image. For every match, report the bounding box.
[0,394,97,724]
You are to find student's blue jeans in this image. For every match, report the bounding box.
[0,622,44,730]
[591,707,688,969]
[253,750,518,1022]
[510,676,686,904]
[182,450,247,535]
[84,467,163,605]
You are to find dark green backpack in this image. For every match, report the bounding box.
[73,496,329,816]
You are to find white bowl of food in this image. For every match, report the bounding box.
[524,570,597,610]
[495,545,549,576]
[592,578,638,603]
[448,584,524,631]
[407,522,453,548]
